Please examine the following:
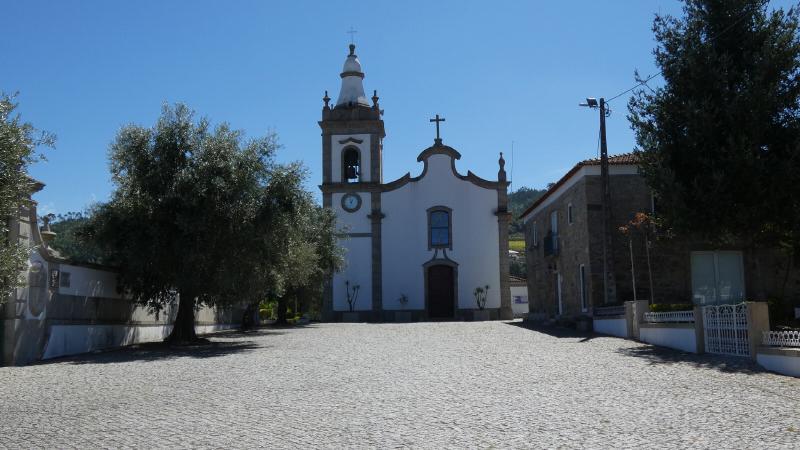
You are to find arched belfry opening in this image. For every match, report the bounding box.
[342,147,361,183]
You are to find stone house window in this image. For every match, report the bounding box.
[531,221,538,249]
[690,251,745,305]
[579,264,587,312]
[568,203,574,225]
[545,210,558,255]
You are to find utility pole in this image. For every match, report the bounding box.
[598,98,616,305]
[581,97,617,306]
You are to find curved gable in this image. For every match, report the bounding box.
[382,143,504,192]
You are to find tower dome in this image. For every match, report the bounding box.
[335,44,370,108]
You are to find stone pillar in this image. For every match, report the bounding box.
[497,210,513,320]
[625,300,648,340]
[369,193,384,322]
[496,153,513,320]
[693,305,705,354]
[746,301,770,360]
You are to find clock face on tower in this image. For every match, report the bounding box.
[341,193,362,212]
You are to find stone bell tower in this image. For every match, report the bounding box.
[319,44,386,321]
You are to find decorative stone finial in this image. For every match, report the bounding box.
[372,90,379,109]
[349,44,356,56]
[40,214,56,245]
[498,152,507,182]
[323,90,330,108]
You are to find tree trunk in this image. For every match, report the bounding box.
[240,301,257,330]
[275,296,288,324]
[628,236,637,302]
[645,237,655,305]
[166,290,197,343]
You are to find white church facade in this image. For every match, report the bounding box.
[320,44,512,322]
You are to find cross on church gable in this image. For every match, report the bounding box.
[430,114,445,145]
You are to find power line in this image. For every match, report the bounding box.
[596,126,601,159]
[605,5,758,104]
[606,72,661,103]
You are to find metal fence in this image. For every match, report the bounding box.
[643,310,695,323]
[762,330,800,348]
[703,303,749,357]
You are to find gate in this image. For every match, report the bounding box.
[703,303,749,356]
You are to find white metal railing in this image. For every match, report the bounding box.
[643,310,695,323]
[703,303,749,357]
[763,330,800,348]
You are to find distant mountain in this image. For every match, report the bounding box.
[508,186,547,238]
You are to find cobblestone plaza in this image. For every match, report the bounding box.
[1,321,798,448]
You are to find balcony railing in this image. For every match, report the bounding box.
[543,231,559,256]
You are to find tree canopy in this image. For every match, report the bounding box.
[82,103,340,341]
[48,212,107,265]
[629,0,800,252]
[0,93,53,302]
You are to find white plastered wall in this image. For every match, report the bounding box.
[332,192,372,234]
[332,236,373,312]
[381,154,500,311]
[58,264,121,299]
[331,134,371,183]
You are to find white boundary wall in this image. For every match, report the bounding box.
[639,325,698,353]
[757,348,800,378]
[510,285,528,317]
[593,317,628,338]
[42,323,239,360]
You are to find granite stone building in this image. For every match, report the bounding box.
[519,153,800,321]
[319,44,512,321]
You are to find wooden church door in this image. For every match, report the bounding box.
[427,265,455,319]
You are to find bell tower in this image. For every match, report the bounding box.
[320,44,385,185]
[320,44,385,321]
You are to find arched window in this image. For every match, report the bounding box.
[428,206,452,249]
[342,147,360,183]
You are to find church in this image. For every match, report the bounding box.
[320,44,512,322]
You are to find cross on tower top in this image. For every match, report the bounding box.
[430,114,446,145]
[346,26,357,45]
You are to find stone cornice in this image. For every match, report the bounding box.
[319,119,385,137]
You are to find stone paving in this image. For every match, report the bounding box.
[1,321,799,449]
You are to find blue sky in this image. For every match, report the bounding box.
[2,1,793,215]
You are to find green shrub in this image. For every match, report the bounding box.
[650,303,694,312]
[258,299,278,320]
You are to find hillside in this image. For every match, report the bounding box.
[508,186,547,238]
